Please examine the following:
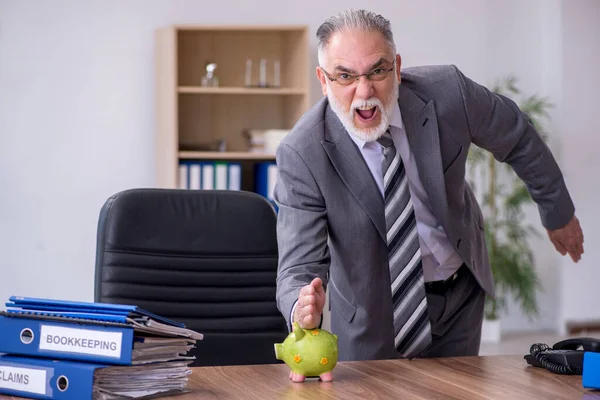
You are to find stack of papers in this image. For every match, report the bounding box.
[0,296,204,399]
[131,336,196,365]
[93,360,192,399]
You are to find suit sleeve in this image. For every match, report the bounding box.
[453,65,575,230]
[273,143,330,330]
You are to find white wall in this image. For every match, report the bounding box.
[488,0,565,334]
[557,0,600,334]
[497,0,600,335]
[0,0,597,334]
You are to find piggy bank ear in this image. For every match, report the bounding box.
[292,323,305,341]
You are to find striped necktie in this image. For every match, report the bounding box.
[377,129,432,359]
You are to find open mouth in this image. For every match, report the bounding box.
[355,106,378,122]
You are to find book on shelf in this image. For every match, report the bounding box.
[179,160,241,191]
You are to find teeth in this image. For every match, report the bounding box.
[356,106,375,110]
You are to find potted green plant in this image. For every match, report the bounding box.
[467,76,553,342]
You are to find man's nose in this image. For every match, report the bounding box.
[354,76,374,99]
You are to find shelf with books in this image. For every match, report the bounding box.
[179,151,276,160]
[178,86,307,95]
[155,24,309,194]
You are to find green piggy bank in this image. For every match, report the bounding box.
[274,322,339,382]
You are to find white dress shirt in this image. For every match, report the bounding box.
[348,103,464,282]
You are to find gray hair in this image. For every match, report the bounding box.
[316,9,396,66]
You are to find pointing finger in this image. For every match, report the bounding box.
[565,239,581,262]
[569,249,579,263]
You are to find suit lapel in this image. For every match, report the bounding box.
[321,106,387,242]
[398,84,449,226]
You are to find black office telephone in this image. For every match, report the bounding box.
[524,337,600,375]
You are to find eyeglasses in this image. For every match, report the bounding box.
[320,60,396,86]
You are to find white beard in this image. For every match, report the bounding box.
[327,76,399,142]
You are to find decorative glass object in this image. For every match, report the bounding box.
[245,59,252,87]
[273,60,280,88]
[201,62,219,87]
[258,59,267,87]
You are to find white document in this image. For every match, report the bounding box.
[189,164,201,190]
[202,164,214,189]
[228,164,241,190]
[215,163,228,190]
[178,164,188,189]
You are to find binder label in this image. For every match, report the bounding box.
[0,365,47,395]
[39,324,122,358]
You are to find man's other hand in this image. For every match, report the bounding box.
[547,215,584,262]
[293,278,326,329]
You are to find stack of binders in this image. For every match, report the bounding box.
[0,296,203,399]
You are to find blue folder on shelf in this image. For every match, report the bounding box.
[0,296,203,365]
[0,354,191,399]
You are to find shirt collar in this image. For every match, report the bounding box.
[349,101,403,149]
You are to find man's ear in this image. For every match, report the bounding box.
[395,54,402,82]
[316,66,328,96]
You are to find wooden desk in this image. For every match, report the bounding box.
[1,355,599,399]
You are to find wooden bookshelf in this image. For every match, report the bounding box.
[177,86,307,95]
[155,24,310,189]
[179,151,276,160]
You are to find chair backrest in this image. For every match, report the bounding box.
[94,188,288,366]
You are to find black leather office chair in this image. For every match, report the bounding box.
[94,188,288,366]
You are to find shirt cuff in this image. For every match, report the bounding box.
[290,300,298,331]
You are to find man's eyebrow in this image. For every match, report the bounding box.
[333,57,392,73]
[333,65,357,74]
[367,57,392,70]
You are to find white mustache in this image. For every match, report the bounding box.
[351,98,383,111]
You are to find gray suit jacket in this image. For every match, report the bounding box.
[273,65,575,361]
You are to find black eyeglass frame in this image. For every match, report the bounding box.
[320,59,396,85]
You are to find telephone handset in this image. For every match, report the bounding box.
[524,337,600,375]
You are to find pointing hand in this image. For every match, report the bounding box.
[547,215,584,262]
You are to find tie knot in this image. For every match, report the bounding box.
[377,129,394,148]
